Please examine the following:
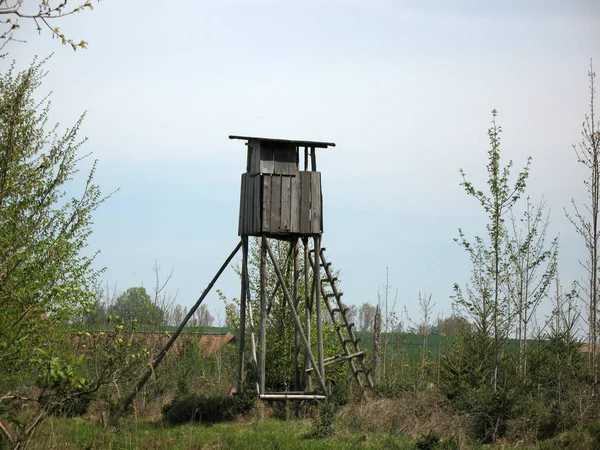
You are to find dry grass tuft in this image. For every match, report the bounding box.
[338,390,472,444]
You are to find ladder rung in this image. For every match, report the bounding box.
[309,247,326,253]
[320,262,331,267]
[343,337,360,344]
[332,307,348,315]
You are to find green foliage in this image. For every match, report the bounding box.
[0,57,104,384]
[441,324,591,443]
[0,59,159,447]
[455,110,531,390]
[110,287,165,327]
[308,400,339,438]
[162,393,255,425]
[0,58,104,447]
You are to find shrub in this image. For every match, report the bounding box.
[337,390,471,443]
[307,400,339,438]
[162,393,255,425]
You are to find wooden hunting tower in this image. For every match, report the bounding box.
[230,135,373,402]
[234,136,332,237]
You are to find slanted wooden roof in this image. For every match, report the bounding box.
[229,135,335,148]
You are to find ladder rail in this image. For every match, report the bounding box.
[309,249,374,390]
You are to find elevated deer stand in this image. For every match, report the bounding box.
[232,135,373,402]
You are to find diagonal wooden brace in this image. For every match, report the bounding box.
[264,238,328,394]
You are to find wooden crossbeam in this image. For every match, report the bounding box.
[260,394,327,400]
[305,352,365,372]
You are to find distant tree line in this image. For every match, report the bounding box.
[83,286,216,329]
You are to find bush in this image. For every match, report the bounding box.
[307,400,339,438]
[337,390,471,444]
[52,392,93,418]
[162,393,255,425]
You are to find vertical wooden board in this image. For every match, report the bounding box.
[238,174,246,235]
[266,142,297,175]
[252,143,260,175]
[246,145,251,173]
[245,175,252,235]
[273,160,296,175]
[260,145,274,174]
[246,175,254,235]
[281,176,292,232]
[299,172,311,234]
[247,141,256,174]
[311,172,322,234]
[290,175,300,233]
[253,174,261,233]
[247,175,255,234]
[273,155,288,175]
[319,177,324,233]
[270,175,282,233]
[262,174,271,232]
[284,145,297,173]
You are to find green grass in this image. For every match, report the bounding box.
[31,417,416,450]
[27,415,599,449]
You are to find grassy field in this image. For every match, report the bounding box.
[30,417,417,450]
[23,414,600,449]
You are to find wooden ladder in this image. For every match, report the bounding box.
[309,247,374,392]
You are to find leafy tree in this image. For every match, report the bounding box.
[346,304,358,329]
[0,58,102,383]
[358,302,376,332]
[506,197,557,376]
[170,303,185,326]
[455,109,530,391]
[80,297,107,329]
[110,287,165,327]
[0,59,121,447]
[194,303,214,327]
[435,315,471,336]
[566,60,600,386]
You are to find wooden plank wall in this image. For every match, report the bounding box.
[238,174,261,236]
[239,172,322,236]
[258,142,297,175]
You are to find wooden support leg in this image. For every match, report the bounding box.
[302,237,312,392]
[314,235,325,390]
[293,238,301,391]
[259,236,267,396]
[245,273,260,395]
[237,236,248,393]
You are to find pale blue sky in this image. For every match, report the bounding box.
[6,0,600,325]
